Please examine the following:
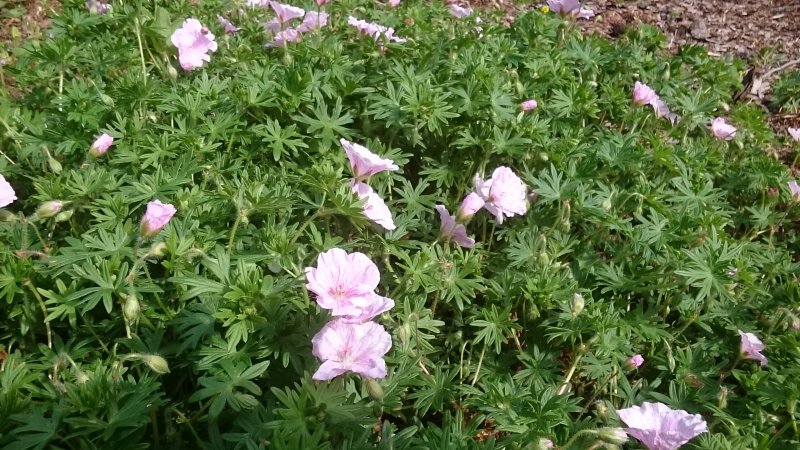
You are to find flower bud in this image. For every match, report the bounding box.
[0,210,18,222]
[141,354,170,374]
[99,93,115,107]
[148,242,168,257]
[167,65,178,80]
[123,295,140,323]
[47,153,63,174]
[456,192,485,222]
[89,133,114,158]
[365,377,384,402]
[598,428,628,445]
[536,438,554,449]
[626,354,644,369]
[570,293,585,317]
[35,201,64,220]
[54,209,74,223]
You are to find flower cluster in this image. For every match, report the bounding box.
[342,139,399,231]
[347,16,407,49]
[305,248,394,380]
[263,2,329,47]
[170,19,218,71]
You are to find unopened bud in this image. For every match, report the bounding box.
[35,201,64,219]
[598,428,628,445]
[141,354,170,374]
[47,153,63,174]
[0,210,18,222]
[570,293,585,317]
[167,65,178,80]
[54,209,74,222]
[538,252,550,266]
[365,377,384,402]
[99,93,115,107]
[123,295,140,322]
[718,386,729,409]
[148,242,168,257]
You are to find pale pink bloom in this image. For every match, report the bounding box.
[792,319,799,330]
[85,0,111,14]
[618,402,708,450]
[264,18,282,34]
[140,200,177,238]
[351,182,396,231]
[341,138,399,180]
[789,128,800,141]
[269,1,306,23]
[435,205,475,248]
[388,0,400,6]
[474,166,528,224]
[448,4,473,18]
[788,180,800,202]
[738,330,767,366]
[538,438,554,449]
[90,133,114,157]
[316,0,331,5]
[217,15,241,34]
[632,81,658,106]
[296,11,329,33]
[457,192,485,222]
[272,28,301,46]
[652,98,679,124]
[170,19,218,71]
[338,293,395,323]
[0,175,16,208]
[521,99,538,111]
[711,117,736,140]
[305,248,381,316]
[548,0,594,19]
[312,319,392,380]
[347,16,407,44]
[627,354,644,368]
[247,0,271,6]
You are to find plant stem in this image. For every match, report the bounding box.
[558,351,584,395]
[24,280,52,349]
[562,429,597,449]
[470,343,487,386]
[134,18,147,79]
[226,210,244,254]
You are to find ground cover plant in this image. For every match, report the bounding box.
[1,0,800,448]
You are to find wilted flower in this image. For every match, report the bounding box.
[305,248,381,316]
[457,192,485,222]
[35,201,64,220]
[627,354,644,369]
[0,174,17,208]
[217,15,241,34]
[711,117,736,140]
[632,81,658,106]
[521,99,538,111]
[617,402,708,450]
[341,138,399,181]
[474,166,528,224]
[170,19,218,71]
[348,16,407,45]
[271,28,301,46]
[269,1,306,23]
[85,0,111,14]
[90,133,114,157]
[435,205,475,248]
[738,330,767,366]
[296,11,329,33]
[789,128,800,141]
[448,4,473,18]
[351,181,396,230]
[311,319,392,380]
[547,0,594,19]
[788,180,800,202]
[140,200,177,238]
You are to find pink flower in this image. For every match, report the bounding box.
[388,0,401,6]
[547,0,594,19]
[627,354,644,368]
[311,319,392,380]
[347,16,407,44]
[269,1,306,23]
[339,293,395,323]
[448,4,473,18]
[305,248,381,316]
[521,99,538,111]
[633,81,658,106]
[435,205,475,248]
[0,174,16,208]
[85,0,111,14]
[474,166,528,224]
[711,117,736,140]
[792,319,799,330]
[247,0,271,6]
[351,182,396,231]
[538,438,554,449]
[264,18,282,34]
[90,133,114,157]
[617,402,708,450]
[296,11,329,33]
[341,138,399,180]
[170,19,218,71]
[316,0,331,5]
[140,200,176,238]
[457,192,485,222]
[789,128,800,141]
[271,28,301,46]
[788,180,800,202]
[738,330,767,366]
[217,15,241,34]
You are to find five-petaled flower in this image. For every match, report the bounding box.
[0,174,16,208]
[711,117,736,140]
[90,133,114,157]
[311,319,392,380]
[171,19,218,71]
[305,248,383,317]
[140,200,177,238]
[617,402,708,450]
[341,138,399,181]
[627,354,644,369]
[738,330,767,366]
[474,166,528,224]
[435,205,475,248]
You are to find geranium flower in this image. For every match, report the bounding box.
[90,133,114,157]
[547,0,594,19]
[140,200,176,238]
[271,28,301,46]
[711,117,736,140]
[311,319,392,380]
[738,330,767,366]
[338,293,395,323]
[341,138,399,180]
[521,99,538,111]
[85,0,111,14]
[351,181,396,231]
[474,166,528,224]
[617,402,708,450]
[457,192,485,222]
[632,81,658,106]
[0,174,16,208]
[789,127,800,141]
[388,0,401,7]
[296,11,328,33]
[347,16,407,44]
[448,4,473,18]
[788,180,800,202]
[627,354,644,368]
[435,205,475,248]
[170,19,218,71]
[217,15,241,34]
[305,248,381,316]
[269,1,306,23]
